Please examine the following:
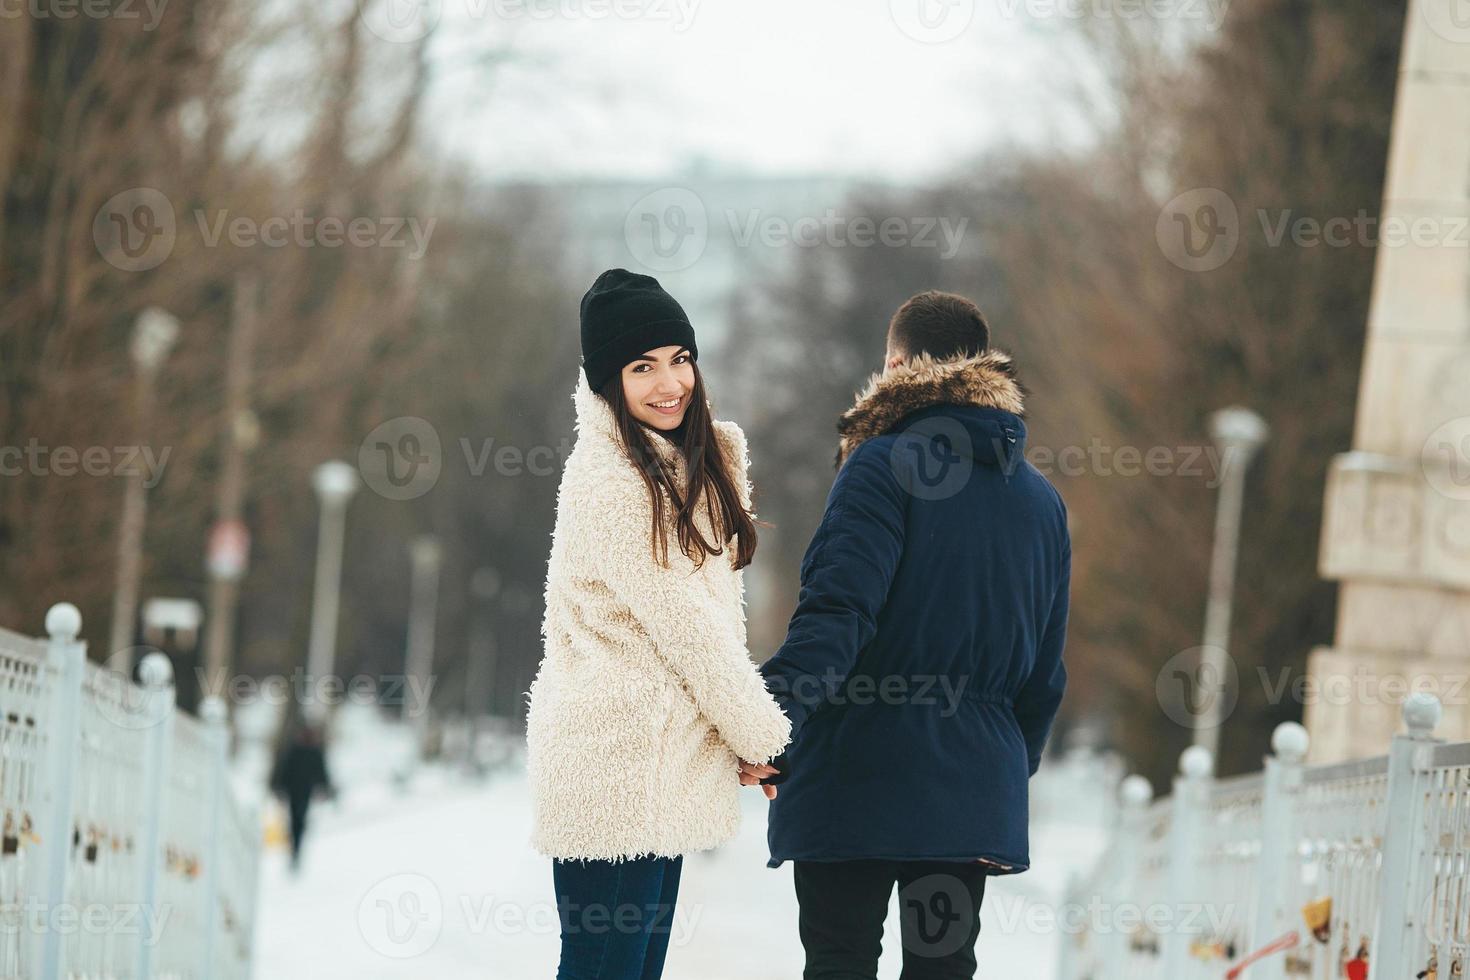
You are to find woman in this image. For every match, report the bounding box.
[525,268,791,980]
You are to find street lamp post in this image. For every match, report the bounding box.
[109,308,180,671]
[403,535,442,747]
[1194,406,1269,758]
[466,566,501,723]
[202,273,260,699]
[304,460,358,721]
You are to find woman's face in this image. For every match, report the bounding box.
[621,345,695,431]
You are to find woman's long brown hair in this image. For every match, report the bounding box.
[598,362,758,570]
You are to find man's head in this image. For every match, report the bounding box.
[884,290,991,371]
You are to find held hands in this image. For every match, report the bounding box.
[738,760,779,800]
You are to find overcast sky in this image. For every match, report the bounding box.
[406,0,1105,184]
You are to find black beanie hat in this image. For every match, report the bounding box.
[579,269,697,392]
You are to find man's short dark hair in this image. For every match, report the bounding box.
[886,290,991,361]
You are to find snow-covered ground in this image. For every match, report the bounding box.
[253,712,1112,978]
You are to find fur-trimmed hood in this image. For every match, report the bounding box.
[835,349,1026,466]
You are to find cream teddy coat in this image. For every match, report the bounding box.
[525,375,792,862]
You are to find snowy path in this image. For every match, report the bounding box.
[253,759,1100,979]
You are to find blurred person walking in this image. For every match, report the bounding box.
[270,719,336,875]
[524,269,791,980]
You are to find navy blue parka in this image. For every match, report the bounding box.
[758,350,1070,875]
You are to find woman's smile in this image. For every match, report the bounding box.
[647,394,685,416]
[622,345,696,429]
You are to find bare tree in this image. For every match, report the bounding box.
[729,0,1405,784]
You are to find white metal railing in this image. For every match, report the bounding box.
[0,603,261,980]
[1403,740,1470,979]
[1059,693,1467,980]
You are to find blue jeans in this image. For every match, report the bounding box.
[552,855,684,980]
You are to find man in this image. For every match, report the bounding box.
[745,290,1070,979]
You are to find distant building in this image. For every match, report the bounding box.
[491,170,897,344]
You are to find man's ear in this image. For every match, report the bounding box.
[884,350,904,371]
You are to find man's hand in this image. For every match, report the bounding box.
[738,760,779,799]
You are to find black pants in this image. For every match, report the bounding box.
[287,793,311,867]
[793,859,989,980]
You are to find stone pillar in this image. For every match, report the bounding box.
[1305,0,1470,762]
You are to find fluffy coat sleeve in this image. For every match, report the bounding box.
[565,430,792,766]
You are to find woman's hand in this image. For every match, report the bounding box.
[738,760,779,799]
